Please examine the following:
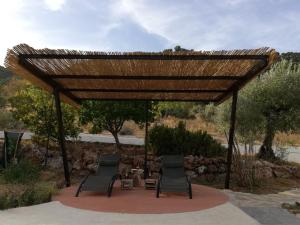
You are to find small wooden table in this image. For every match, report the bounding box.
[144,179,157,190]
[121,179,133,190]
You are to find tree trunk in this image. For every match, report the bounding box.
[257,118,276,160]
[111,131,122,151]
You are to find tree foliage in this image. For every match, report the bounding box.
[80,101,156,149]
[217,60,300,159]
[0,76,23,130]
[9,86,80,142]
[163,45,193,53]
[281,52,300,63]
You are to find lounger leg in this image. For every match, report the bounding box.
[156,182,160,198]
[75,174,90,197]
[107,178,116,197]
[75,185,82,197]
[188,183,192,199]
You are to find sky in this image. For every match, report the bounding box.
[0,0,299,65]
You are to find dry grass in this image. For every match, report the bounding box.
[114,117,300,147]
[275,132,300,147]
[119,116,226,143]
[193,175,300,194]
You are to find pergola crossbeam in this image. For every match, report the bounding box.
[76,98,218,102]
[19,58,81,104]
[19,54,269,61]
[62,88,228,93]
[50,75,242,80]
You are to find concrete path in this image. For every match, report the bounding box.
[241,207,300,225]
[0,201,260,225]
[225,189,300,224]
[225,189,300,208]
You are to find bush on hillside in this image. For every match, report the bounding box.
[157,102,196,119]
[149,121,226,157]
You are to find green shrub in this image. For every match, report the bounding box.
[3,161,40,184]
[157,102,195,119]
[19,183,55,206]
[0,192,18,209]
[0,182,57,209]
[149,121,226,157]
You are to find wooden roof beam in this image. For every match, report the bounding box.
[61,88,228,93]
[19,54,269,61]
[50,75,242,80]
[19,58,81,105]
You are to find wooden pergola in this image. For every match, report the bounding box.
[5,44,278,188]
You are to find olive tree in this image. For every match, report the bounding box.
[217,60,300,159]
[80,101,156,149]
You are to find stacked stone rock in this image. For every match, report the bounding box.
[19,142,300,180]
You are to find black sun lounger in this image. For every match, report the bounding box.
[156,155,192,199]
[75,154,120,197]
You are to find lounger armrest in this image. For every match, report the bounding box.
[186,175,192,184]
[81,173,90,184]
[112,173,121,181]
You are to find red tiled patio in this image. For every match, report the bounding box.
[53,182,228,214]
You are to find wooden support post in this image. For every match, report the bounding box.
[224,89,238,189]
[54,89,71,187]
[144,101,150,179]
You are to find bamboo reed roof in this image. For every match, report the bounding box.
[5,44,278,107]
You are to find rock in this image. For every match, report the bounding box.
[218,164,227,173]
[197,165,207,175]
[56,178,66,189]
[119,162,132,177]
[133,156,144,168]
[272,166,292,178]
[184,162,195,170]
[292,168,300,178]
[185,170,197,178]
[193,156,200,166]
[207,164,218,173]
[86,163,97,172]
[261,160,276,168]
[47,157,63,169]
[201,158,211,166]
[148,161,160,173]
[79,170,88,177]
[184,155,194,164]
[147,155,155,161]
[154,156,162,163]
[121,155,133,164]
[150,172,160,179]
[260,166,273,179]
[83,152,97,165]
[253,160,264,167]
[72,160,82,170]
